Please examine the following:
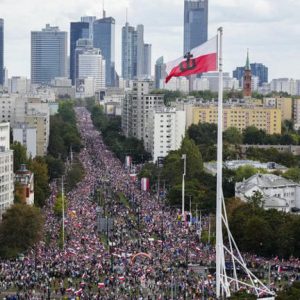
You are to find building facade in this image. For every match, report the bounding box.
[78,48,106,93]
[236,174,300,212]
[13,124,37,158]
[93,15,116,87]
[15,164,34,206]
[122,80,164,141]
[0,19,3,86]
[0,122,14,220]
[148,108,186,162]
[31,24,67,84]
[263,97,292,122]
[233,63,268,87]
[122,23,152,80]
[193,105,282,134]
[184,0,208,54]
[70,21,89,85]
[243,51,252,98]
[155,57,166,89]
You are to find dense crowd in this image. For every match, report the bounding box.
[0,107,299,299]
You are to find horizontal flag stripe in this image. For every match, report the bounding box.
[165,53,217,83]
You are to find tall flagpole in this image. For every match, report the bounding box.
[216,27,224,299]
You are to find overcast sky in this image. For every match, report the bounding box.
[1,0,300,80]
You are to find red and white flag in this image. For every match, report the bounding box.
[165,36,218,83]
[98,282,105,288]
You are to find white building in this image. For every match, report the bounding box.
[270,78,297,96]
[160,77,189,93]
[235,174,300,213]
[51,77,75,99]
[205,160,288,175]
[75,77,95,98]
[193,78,210,91]
[122,80,164,141]
[13,124,37,158]
[0,123,14,220]
[201,72,239,92]
[294,98,300,130]
[78,48,106,93]
[8,76,30,94]
[148,108,186,162]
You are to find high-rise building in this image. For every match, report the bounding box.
[184,0,208,54]
[155,56,166,89]
[31,24,67,85]
[0,19,3,86]
[233,63,268,87]
[78,48,106,92]
[70,22,89,85]
[122,23,152,80]
[93,12,116,87]
[243,51,252,98]
[81,16,96,40]
[0,122,14,220]
[143,44,152,78]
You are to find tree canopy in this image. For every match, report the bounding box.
[0,204,44,258]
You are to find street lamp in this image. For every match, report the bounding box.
[181,154,186,219]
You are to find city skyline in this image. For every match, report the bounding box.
[1,0,300,80]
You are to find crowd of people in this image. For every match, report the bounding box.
[0,107,299,299]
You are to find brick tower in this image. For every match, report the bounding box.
[243,50,252,98]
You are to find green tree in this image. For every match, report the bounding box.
[246,190,265,209]
[54,195,68,217]
[223,127,243,145]
[283,168,300,182]
[243,126,267,144]
[45,155,65,180]
[28,157,50,207]
[65,162,85,192]
[11,142,28,172]
[234,165,260,182]
[188,123,217,146]
[0,204,44,258]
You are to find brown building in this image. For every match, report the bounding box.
[243,50,252,98]
[15,164,34,205]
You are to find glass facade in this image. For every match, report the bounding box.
[184,0,208,54]
[31,25,67,85]
[0,19,3,86]
[70,22,89,85]
[93,17,116,87]
[233,64,269,87]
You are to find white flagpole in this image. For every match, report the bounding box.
[216,27,224,299]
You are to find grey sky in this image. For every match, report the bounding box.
[1,0,300,80]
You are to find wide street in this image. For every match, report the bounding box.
[0,107,299,299]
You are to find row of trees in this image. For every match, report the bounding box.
[229,198,300,258]
[0,100,83,258]
[90,104,151,163]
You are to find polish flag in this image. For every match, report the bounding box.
[119,276,125,282]
[165,36,218,83]
[98,282,105,288]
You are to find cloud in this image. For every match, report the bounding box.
[1,0,300,79]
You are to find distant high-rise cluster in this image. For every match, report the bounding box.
[122,23,152,81]
[184,0,208,54]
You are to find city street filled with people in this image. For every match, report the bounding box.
[0,107,300,299]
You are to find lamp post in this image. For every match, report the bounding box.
[182,154,186,219]
[61,176,65,250]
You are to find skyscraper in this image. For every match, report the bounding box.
[0,19,3,86]
[78,48,106,92]
[122,23,152,80]
[70,22,89,84]
[155,56,166,89]
[80,16,96,40]
[93,12,116,87]
[184,0,208,54]
[31,24,67,85]
[233,63,268,87]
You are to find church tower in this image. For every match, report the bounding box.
[243,50,252,98]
